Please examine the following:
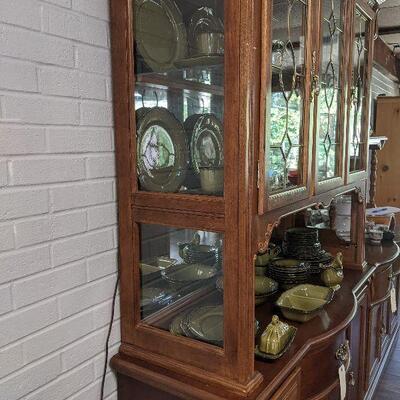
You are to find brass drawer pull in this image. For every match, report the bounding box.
[336,340,351,372]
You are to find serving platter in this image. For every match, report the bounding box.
[136,107,189,192]
[135,0,187,72]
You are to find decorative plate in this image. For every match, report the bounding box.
[135,0,187,72]
[185,114,224,176]
[187,305,224,345]
[136,107,189,192]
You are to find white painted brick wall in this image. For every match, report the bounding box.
[0,1,120,399]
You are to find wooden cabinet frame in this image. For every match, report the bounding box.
[110,0,263,394]
[110,0,381,398]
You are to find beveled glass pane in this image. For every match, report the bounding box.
[317,0,343,181]
[267,0,307,194]
[139,223,223,347]
[348,9,368,173]
[133,0,225,195]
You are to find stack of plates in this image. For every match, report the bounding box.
[170,305,223,346]
[307,252,334,275]
[267,259,310,288]
[170,305,260,345]
[283,228,321,259]
[179,243,220,267]
[282,228,333,280]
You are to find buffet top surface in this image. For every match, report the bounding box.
[252,240,400,399]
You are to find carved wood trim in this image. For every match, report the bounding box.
[258,220,281,254]
[353,187,365,203]
[369,148,378,208]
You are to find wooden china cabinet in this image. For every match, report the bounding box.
[109,0,399,399]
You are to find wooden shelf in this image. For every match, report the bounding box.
[136,73,224,96]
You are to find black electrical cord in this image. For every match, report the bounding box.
[100,272,120,400]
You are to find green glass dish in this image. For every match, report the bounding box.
[276,284,335,323]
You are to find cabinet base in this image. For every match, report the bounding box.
[364,324,399,400]
[112,353,263,400]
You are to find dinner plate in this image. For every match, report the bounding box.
[136,107,189,192]
[187,114,224,176]
[135,0,187,72]
[170,313,188,336]
[187,305,223,344]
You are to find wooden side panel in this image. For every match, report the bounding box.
[366,304,382,389]
[348,289,368,400]
[118,374,179,400]
[375,97,400,207]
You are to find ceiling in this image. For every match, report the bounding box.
[378,0,400,52]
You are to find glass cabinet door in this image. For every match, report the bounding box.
[133,0,225,196]
[124,0,249,383]
[259,0,312,213]
[315,0,346,191]
[139,224,224,347]
[347,6,372,178]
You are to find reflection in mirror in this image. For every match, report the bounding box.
[266,0,307,193]
[139,223,224,347]
[133,0,225,195]
[334,195,352,242]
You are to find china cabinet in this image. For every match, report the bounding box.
[109,0,398,399]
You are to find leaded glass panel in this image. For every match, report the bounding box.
[349,9,368,173]
[317,0,343,181]
[267,0,307,193]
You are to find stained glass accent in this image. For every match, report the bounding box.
[349,9,368,173]
[317,0,343,181]
[267,0,307,193]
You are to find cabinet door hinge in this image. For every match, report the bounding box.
[257,161,261,189]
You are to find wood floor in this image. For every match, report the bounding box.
[373,336,400,399]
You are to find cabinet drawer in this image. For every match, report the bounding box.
[300,331,348,399]
[370,263,393,305]
[271,368,301,400]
